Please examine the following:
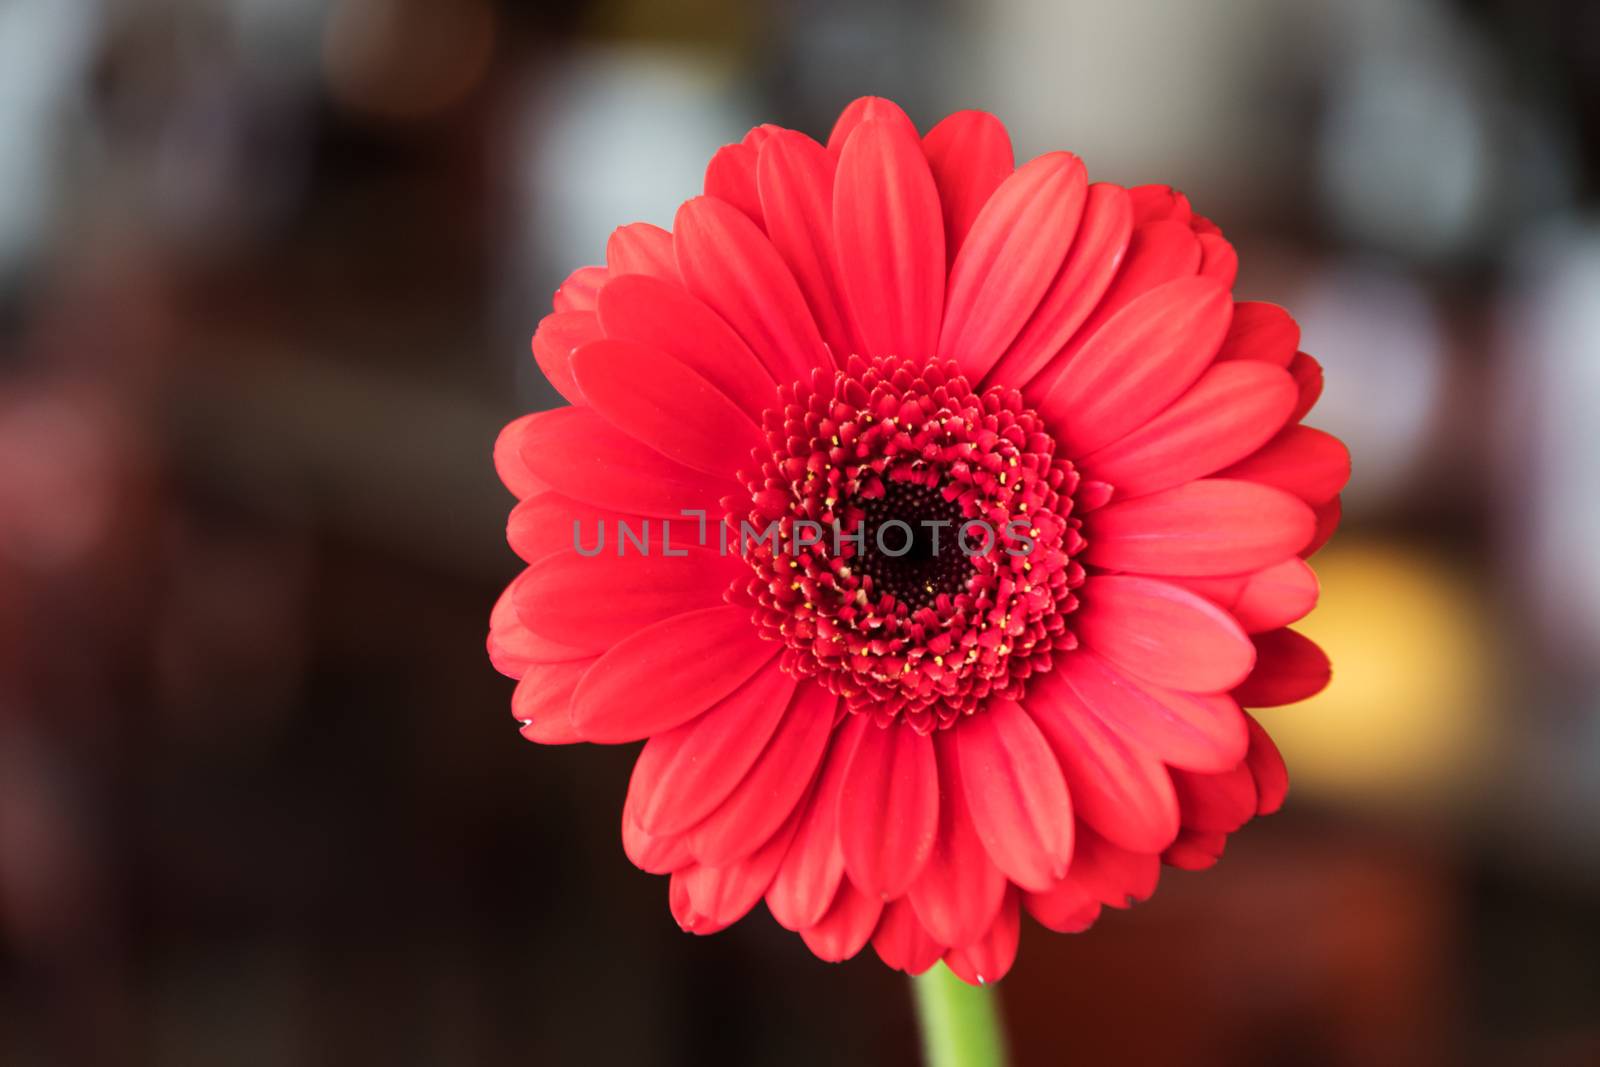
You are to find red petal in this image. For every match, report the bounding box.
[623,793,692,874]
[987,183,1133,390]
[1128,184,1191,226]
[1023,218,1204,403]
[596,274,777,421]
[1081,359,1298,499]
[569,606,778,743]
[1232,628,1331,707]
[1220,425,1350,505]
[1067,823,1162,906]
[1303,495,1342,557]
[686,682,837,867]
[872,898,945,975]
[1287,350,1324,423]
[799,878,883,963]
[834,118,946,361]
[922,110,1015,266]
[506,491,626,566]
[704,142,764,226]
[494,413,548,500]
[1039,277,1232,457]
[839,721,939,899]
[1172,762,1258,833]
[826,96,918,155]
[1215,301,1298,367]
[1173,557,1320,633]
[673,195,831,384]
[1075,575,1256,693]
[488,586,589,674]
[1025,672,1181,852]
[943,890,1019,985]
[606,222,678,280]
[625,658,797,836]
[517,406,730,519]
[676,805,802,929]
[939,152,1086,382]
[1244,713,1290,815]
[755,128,862,362]
[510,659,588,744]
[767,715,867,930]
[907,732,1008,949]
[1162,828,1226,870]
[532,310,603,405]
[571,338,762,477]
[553,265,606,313]
[1198,233,1238,288]
[515,546,741,652]
[1054,648,1248,773]
[1023,876,1101,933]
[956,697,1074,891]
[1084,479,1316,577]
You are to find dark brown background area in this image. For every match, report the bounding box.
[1,1,1598,1064]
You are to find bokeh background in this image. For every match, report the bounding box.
[1,0,1598,1064]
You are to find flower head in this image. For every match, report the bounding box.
[491,97,1349,984]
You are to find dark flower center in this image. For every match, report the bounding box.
[731,356,1087,732]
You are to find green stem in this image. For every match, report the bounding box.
[911,964,1009,1067]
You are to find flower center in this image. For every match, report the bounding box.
[731,356,1087,733]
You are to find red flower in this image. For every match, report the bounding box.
[490,97,1348,984]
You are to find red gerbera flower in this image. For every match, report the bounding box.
[490,97,1349,984]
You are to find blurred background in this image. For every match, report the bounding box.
[0,0,1597,1063]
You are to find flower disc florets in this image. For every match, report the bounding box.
[734,356,1086,732]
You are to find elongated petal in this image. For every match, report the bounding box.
[1215,301,1298,366]
[943,890,1019,985]
[1218,425,1350,506]
[596,274,777,421]
[1243,713,1289,814]
[756,128,861,362]
[1305,496,1342,557]
[872,898,945,975]
[1054,648,1248,773]
[988,183,1132,390]
[939,152,1086,382]
[908,731,1008,949]
[922,110,1015,264]
[1287,351,1324,422]
[1024,876,1101,934]
[494,413,548,500]
[1232,628,1331,706]
[514,547,739,652]
[488,585,590,673]
[676,806,802,929]
[1198,233,1238,288]
[1039,277,1232,457]
[768,715,867,930]
[1128,184,1191,226]
[553,266,606,313]
[1171,557,1320,633]
[674,195,831,384]
[704,142,764,226]
[826,96,917,154]
[839,721,939,899]
[1172,763,1258,833]
[834,118,945,361]
[956,697,1074,891]
[626,659,797,835]
[623,791,692,874]
[511,659,589,744]
[532,311,603,404]
[1062,823,1161,906]
[1084,479,1316,577]
[1081,360,1298,499]
[799,878,883,962]
[572,338,763,476]
[686,682,837,866]
[606,222,677,280]
[1026,673,1181,852]
[570,606,778,743]
[518,406,731,519]
[1075,576,1256,693]
[506,491,627,566]
[1024,218,1204,404]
